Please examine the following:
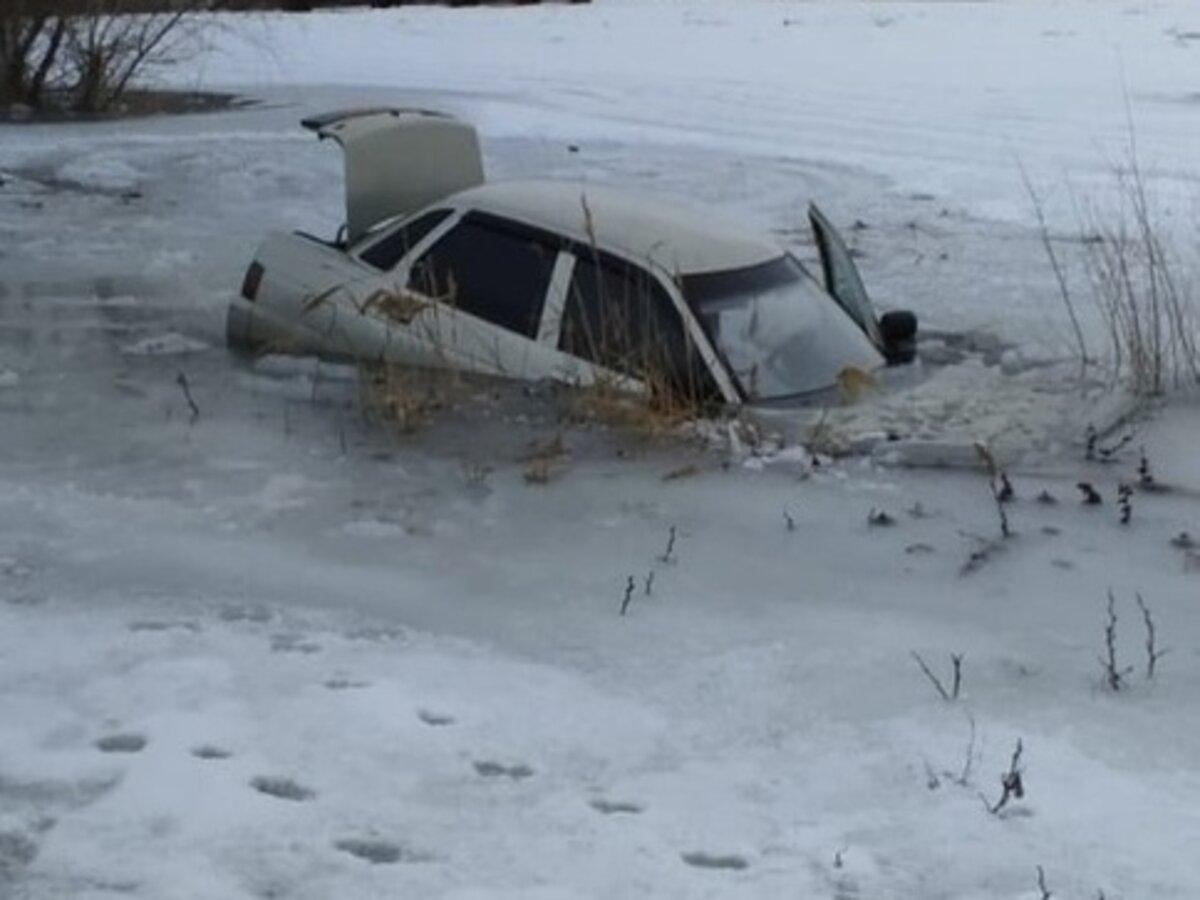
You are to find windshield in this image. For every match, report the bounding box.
[683,256,883,402]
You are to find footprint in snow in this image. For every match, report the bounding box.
[128,620,200,633]
[94,734,147,754]
[4,593,46,607]
[589,799,643,815]
[681,852,749,871]
[191,745,232,760]
[343,625,406,643]
[334,838,429,865]
[417,709,455,726]
[324,677,370,691]
[218,603,272,624]
[269,634,321,654]
[250,777,315,801]
[473,761,533,780]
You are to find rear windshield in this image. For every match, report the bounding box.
[683,256,882,401]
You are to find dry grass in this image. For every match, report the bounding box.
[294,217,724,440]
[1078,168,1199,395]
[561,366,711,438]
[522,432,568,484]
[359,362,459,434]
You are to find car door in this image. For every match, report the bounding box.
[558,250,723,403]
[398,211,576,379]
[808,203,882,347]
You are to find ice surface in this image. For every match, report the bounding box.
[2,3,1200,898]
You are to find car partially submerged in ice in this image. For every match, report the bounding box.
[227,108,917,406]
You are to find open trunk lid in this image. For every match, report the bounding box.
[303,108,484,244]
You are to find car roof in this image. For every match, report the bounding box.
[448,180,782,276]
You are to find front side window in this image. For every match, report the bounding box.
[358,209,451,271]
[407,213,557,338]
[684,256,883,401]
[809,204,881,346]
[560,252,717,400]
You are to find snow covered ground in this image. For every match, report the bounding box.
[2,2,1200,897]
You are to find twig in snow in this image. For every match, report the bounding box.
[980,738,1024,815]
[973,443,1011,538]
[1169,531,1195,550]
[176,371,199,423]
[1086,424,1137,463]
[959,531,1003,576]
[1099,590,1133,691]
[1138,447,1155,488]
[1117,483,1133,524]
[923,760,941,791]
[658,525,677,564]
[997,472,1014,503]
[910,651,962,701]
[1019,161,1089,377]
[1099,430,1136,461]
[644,570,655,597]
[1134,592,1166,679]
[619,576,635,616]
[949,713,978,786]
[1036,865,1053,900]
[867,507,895,527]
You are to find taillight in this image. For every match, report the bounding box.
[241,262,264,301]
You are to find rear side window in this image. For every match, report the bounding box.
[359,209,451,271]
[407,214,557,338]
[560,252,717,399]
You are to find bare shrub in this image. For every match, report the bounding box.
[1077,153,1199,395]
[1,0,212,114]
[1021,162,1091,375]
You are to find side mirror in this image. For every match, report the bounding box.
[878,310,918,365]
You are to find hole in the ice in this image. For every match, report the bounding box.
[250,776,314,801]
[473,760,533,780]
[95,733,147,753]
[681,852,749,871]
[589,799,643,815]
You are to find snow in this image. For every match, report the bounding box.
[3,2,1200,898]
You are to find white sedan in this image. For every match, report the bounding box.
[226,108,916,406]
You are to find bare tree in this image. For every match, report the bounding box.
[0,1,70,108]
[1,0,212,114]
